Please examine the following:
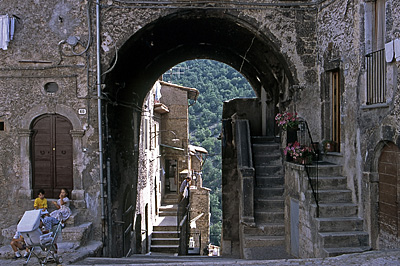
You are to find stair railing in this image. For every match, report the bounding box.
[298,120,320,217]
[177,190,190,255]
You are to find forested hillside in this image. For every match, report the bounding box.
[163,59,255,245]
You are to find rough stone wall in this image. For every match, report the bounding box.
[315,0,400,250]
[284,163,318,258]
[189,186,210,255]
[0,0,101,244]
[9,0,400,258]
[160,84,191,187]
[137,85,161,253]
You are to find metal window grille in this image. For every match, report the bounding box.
[365,49,386,104]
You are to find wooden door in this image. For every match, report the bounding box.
[32,114,73,198]
[378,143,400,237]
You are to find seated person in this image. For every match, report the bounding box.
[50,188,71,227]
[10,231,29,259]
[34,189,48,216]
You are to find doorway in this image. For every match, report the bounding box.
[378,142,400,240]
[31,114,73,198]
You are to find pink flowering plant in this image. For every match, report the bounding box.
[275,111,299,130]
[284,141,314,163]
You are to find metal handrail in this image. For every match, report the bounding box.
[177,190,190,255]
[299,120,319,217]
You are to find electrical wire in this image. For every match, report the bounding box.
[101,43,118,76]
[58,1,93,58]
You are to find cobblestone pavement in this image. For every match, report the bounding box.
[1,249,400,266]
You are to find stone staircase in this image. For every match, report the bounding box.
[309,164,371,257]
[150,193,179,254]
[0,199,102,262]
[242,137,289,259]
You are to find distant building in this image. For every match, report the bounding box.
[137,80,210,254]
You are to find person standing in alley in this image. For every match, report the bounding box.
[178,176,191,202]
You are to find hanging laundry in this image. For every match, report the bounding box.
[0,15,16,50]
[10,16,15,40]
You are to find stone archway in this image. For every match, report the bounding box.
[378,142,400,248]
[103,10,296,258]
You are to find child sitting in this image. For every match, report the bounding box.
[34,189,48,216]
[50,188,72,227]
[10,231,29,259]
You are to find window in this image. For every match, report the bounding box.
[0,121,4,131]
[332,71,340,152]
[365,0,386,105]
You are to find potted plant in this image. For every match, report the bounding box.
[284,141,314,165]
[322,140,337,153]
[275,111,300,131]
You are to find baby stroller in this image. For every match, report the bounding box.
[17,210,62,265]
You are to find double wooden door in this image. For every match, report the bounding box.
[32,114,73,198]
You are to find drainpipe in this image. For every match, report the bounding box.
[96,0,107,256]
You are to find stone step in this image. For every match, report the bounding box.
[255,211,284,223]
[252,143,280,154]
[152,231,179,238]
[251,136,277,144]
[253,154,282,166]
[316,217,364,232]
[310,189,352,203]
[62,222,92,246]
[311,203,358,218]
[322,246,371,257]
[306,165,342,177]
[150,245,179,253]
[255,199,284,211]
[151,238,179,245]
[163,193,178,199]
[255,176,284,187]
[159,210,177,217]
[255,166,283,176]
[65,209,80,226]
[153,225,178,232]
[310,176,347,190]
[159,204,178,212]
[243,235,285,248]
[162,198,179,205]
[255,187,284,198]
[319,231,369,248]
[243,223,285,236]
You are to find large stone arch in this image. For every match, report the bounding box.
[102,9,298,257]
[18,104,85,204]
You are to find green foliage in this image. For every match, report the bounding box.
[163,59,255,246]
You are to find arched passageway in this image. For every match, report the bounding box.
[103,10,296,257]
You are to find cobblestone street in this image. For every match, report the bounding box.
[1,249,400,266]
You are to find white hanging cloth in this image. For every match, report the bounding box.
[0,15,15,50]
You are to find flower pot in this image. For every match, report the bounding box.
[323,141,337,153]
[295,156,312,165]
[286,126,299,144]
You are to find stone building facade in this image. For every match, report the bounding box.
[0,0,399,259]
[136,80,210,254]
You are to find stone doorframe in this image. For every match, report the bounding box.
[18,104,86,207]
[366,139,400,250]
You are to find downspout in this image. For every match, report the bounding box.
[96,0,107,256]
